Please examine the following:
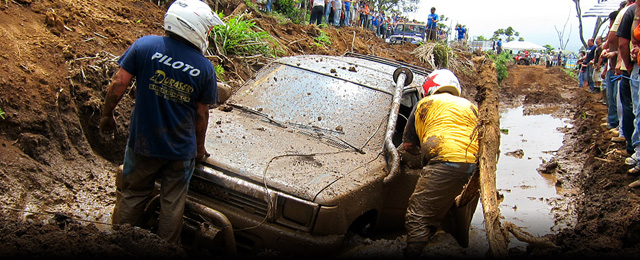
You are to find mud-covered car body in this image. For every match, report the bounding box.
[185,53,430,254]
[387,23,427,44]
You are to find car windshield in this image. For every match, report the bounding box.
[229,63,392,150]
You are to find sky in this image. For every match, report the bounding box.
[407,0,607,52]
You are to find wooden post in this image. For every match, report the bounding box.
[472,55,509,258]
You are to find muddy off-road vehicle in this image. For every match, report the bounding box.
[387,23,427,44]
[145,53,430,255]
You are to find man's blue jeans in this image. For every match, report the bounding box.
[324,2,332,25]
[578,70,584,88]
[606,69,619,129]
[620,70,635,154]
[266,0,272,12]
[344,8,350,26]
[583,65,596,91]
[631,64,640,149]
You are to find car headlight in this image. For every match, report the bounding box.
[277,195,318,229]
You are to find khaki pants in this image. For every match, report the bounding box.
[112,145,195,244]
[405,161,478,252]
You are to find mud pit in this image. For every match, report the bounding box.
[0,0,639,258]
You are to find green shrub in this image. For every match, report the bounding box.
[274,0,305,24]
[314,30,331,46]
[215,64,225,81]
[487,52,510,82]
[210,13,280,58]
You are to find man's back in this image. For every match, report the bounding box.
[119,35,218,160]
[413,94,478,163]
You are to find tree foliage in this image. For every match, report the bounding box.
[492,26,521,41]
[371,0,419,14]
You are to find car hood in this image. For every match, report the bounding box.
[202,107,385,204]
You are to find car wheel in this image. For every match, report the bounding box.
[348,211,377,237]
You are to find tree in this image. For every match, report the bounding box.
[492,27,521,42]
[554,6,572,51]
[573,0,610,49]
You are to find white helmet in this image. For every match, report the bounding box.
[420,69,461,97]
[164,0,225,53]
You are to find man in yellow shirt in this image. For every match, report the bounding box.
[401,69,479,257]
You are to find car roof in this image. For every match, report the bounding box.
[272,53,429,94]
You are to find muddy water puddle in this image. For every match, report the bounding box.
[467,105,573,253]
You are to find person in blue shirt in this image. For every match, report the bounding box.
[455,24,466,42]
[426,7,439,41]
[496,38,503,54]
[99,0,223,244]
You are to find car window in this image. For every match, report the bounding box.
[230,64,392,150]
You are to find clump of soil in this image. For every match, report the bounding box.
[0,0,639,258]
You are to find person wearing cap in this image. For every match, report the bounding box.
[400,69,479,257]
[99,0,224,244]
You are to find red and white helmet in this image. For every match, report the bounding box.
[164,0,225,53]
[419,69,461,97]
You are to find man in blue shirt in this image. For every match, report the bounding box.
[99,0,224,244]
[455,24,466,42]
[426,7,439,41]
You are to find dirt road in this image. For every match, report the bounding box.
[0,0,639,258]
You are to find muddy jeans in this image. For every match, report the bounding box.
[112,145,195,244]
[404,161,478,256]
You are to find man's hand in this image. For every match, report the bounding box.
[196,149,210,163]
[99,115,116,136]
[398,145,421,169]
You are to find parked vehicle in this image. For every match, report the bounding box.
[387,22,427,44]
[514,52,533,65]
[144,53,430,256]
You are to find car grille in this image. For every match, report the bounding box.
[190,175,269,217]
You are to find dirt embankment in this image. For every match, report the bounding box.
[0,0,639,258]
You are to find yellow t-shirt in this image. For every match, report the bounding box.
[413,93,479,163]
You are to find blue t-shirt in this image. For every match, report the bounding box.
[456,27,466,40]
[427,13,438,29]
[119,35,218,160]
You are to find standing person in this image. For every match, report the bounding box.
[593,36,605,94]
[582,38,599,93]
[455,24,466,42]
[603,10,621,135]
[617,2,640,169]
[324,0,333,26]
[309,0,325,25]
[99,0,223,244]
[333,0,343,26]
[343,0,351,26]
[577,51,587,88]
[612,0,636,157]
[399,69,479,258]
[426,7,439,41]
[496,38,503,54]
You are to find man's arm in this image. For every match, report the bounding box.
[620,36,633,73]
[401,105,420,155]
[100,68,133,134]
[195,102,210,162]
